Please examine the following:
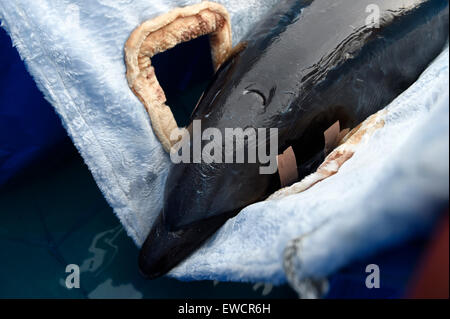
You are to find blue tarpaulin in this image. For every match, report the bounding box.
[0,27,69,187]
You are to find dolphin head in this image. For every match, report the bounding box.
[139,49,286,278]
[162,49,286,231]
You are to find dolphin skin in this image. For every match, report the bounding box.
[139,0,449,278]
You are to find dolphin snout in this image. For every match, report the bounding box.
[138,210,236,278]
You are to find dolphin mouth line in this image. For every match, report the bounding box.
[124,1,232,152]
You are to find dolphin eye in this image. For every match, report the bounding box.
[243,88,266,106]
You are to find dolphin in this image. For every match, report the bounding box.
[139,0,449,278]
